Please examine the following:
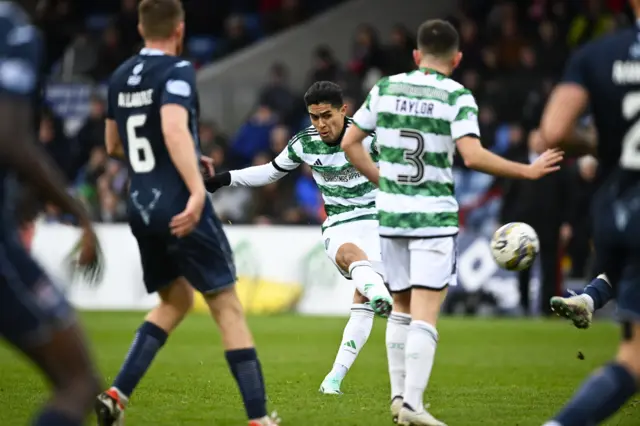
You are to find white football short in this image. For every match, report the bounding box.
[381,236,457,292]
[322,219,384,279]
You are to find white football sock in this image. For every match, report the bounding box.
[403,320,438,412]
[387,312,411,400]
[331,303,375,379]
[349,260,389,300]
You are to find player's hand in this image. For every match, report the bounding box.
[170,192,205,237]
[204,171,231,193]
[199,155,215,179]
[526,148,564,179]
[67,223,105,286]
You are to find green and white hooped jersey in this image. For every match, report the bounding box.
[273,118,379,231]
[352,68,480,238]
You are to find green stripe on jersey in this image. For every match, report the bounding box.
[317,181,377,198]
[454,106,478,122]
[379,146,450,168]
[379,211,458,229]
[324,201,376,216]
[379,177,453,197]
[322,213,378,232]
[377,112,450,135]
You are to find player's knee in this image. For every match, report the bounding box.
[410,287,446,325]
[392,291,411,314]
[205,287,245,322]
[158,278,194,315]
[336,243,367,271]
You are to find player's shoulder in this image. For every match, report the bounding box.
[574,26,636,60]
[346,116,375,138]
[289,124,319,146]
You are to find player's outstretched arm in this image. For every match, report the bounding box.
[205,141,300,192]
[342,125,379,185]
[0,99,92,226]
[205,162,289,193]
[456,136,564,179]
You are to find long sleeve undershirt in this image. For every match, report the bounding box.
[229,161,290,187]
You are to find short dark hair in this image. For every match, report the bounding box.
[138,0,184,40]
[417,19,459,57]
[304,81,344,109]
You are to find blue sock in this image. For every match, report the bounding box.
[225,348,267,420]
[33,409,80,426]
[583,276,613,310]
[112,321,168,397]
[553,363,637,426]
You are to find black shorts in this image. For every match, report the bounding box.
[132,210,236,294]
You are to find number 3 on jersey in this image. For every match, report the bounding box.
[621,92,640,170]
[126,114,156,173]
[397,130,426,183]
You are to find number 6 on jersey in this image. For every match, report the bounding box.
[126,114,156,173]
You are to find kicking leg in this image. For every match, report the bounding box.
[550,274,612,329]
[338,242,392,318]
[96,278,193,425]
[319,289,374,395]
[206,287,276,426]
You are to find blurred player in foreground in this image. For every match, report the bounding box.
[205,81,392,395]
[342,19,563,426]
[94,1,278,425]
[539,1,640,424]
[0,2,104,425]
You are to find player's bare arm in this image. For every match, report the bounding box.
[105,118,125,159]
[540,83,596,156]
[341,125,379,185]
[0,97,100,272]
[456,135,564,179]
[161,103,206,237]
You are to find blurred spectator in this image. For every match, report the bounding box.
[229,104,277,168]
[40,109,73,181]
[535,20,567,77]
[567,0,615,47]
[258,64,302,128]
[384,24,415,75]
[219,15,254,58]
[91,25,128,82]
[307,46,343,87]
[348,24,385,79]
[295,164,322,224]
[263,0,307,34]
[496,13,527,70]
[248,153,297,224]
[270,124,291,154]
[116,0,142,54]
[75,94,107,173]
[199,121,228,157]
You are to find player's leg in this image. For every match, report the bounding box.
[319,288,375,395]
[544,278,640,426]
[319,222,386,394]
[398,237,454,426]
[185,215,275,425]
[0,250,102,426]
[96,236,190,425]
[381,237,412,424]
[324,222,392,317]
[550,272,611,329]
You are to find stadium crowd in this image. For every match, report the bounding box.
[37,0,629,281]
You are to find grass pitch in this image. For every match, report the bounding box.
[0,313,638,425]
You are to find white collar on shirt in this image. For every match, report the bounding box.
[140,48,165,56]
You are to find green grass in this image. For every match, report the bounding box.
[0,313,638,425]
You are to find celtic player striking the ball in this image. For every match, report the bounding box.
[206,81,393,395]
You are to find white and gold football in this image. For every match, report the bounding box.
[490,222,539,271]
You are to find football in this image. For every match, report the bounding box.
[490,222,540,271]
